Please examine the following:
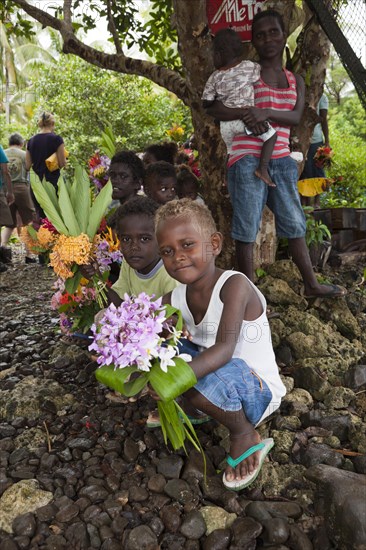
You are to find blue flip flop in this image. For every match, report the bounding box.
[223,437,274,491]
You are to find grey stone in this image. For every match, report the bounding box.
[179,510,206,540]
[128,485,149,502]
[65,522,90,549]
[147,473,166,493]
[305,464,366,549]
[202,528,231,550]
[344,364,366,391]
[123,438,140,462]
[125,525,158,550]
[0,479,53,533]
[301,443,344,468]
[231,517,262,547]
[287,524,313,550]
[262,517,290,545]
[199,506,238,536]
[157,455,184,479]
[164,479,192,503]
[12,512,36,538]
[257,277,307,307]
[292,366,331,400]
[0,376,74,421]
[246,501,272,523]
[160,504,182,533]
[181,449,216,481]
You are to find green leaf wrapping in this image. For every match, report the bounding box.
[86,181,113,239]
[95,365,148,396]
[30,174,69,235]
[148,357,197,402]
[71,166,91,233]
[64,269,82,294]
[58,178,81,236]
[158,401,186,451]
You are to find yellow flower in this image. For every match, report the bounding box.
[102,226,120,252]
[37,226,57,249]
[49,249,74,279]
[20,226,40,253]
[53,234,92,265]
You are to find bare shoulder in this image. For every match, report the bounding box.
[220,273,253,302]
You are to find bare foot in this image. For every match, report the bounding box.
[254,168,276,187]
[303,283,347,299]
[225,429,261,482]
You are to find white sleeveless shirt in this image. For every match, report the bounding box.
[171,271,286,420]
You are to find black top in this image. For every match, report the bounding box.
[27,132,64,186]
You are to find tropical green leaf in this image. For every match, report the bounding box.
[95,364,148,396]
[58,177,81,236]
[148,357,197,402]
[70,166,91,233]
[100,123,116,157]
[86,181,112,239]
[64,269,82,294]
[158,400,186,451]
[30,173,69,234]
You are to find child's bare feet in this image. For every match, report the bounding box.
[254,167,276,187]
[224,429,261,482]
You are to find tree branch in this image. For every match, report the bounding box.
[63,0,73,30]
[11,0,189,102]
[12,0,65,32]
[106,0,122,54]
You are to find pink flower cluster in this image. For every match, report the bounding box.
[90,293,185,373]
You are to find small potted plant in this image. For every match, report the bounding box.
[304,207,332,268]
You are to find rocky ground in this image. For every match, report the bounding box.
[0,249,365,550]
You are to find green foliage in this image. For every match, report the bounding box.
[31,55,192,163]
[319,94,366,208]
[304,207,331,247]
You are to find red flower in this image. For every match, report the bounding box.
[98,218,108,234]
[41,218,59,234]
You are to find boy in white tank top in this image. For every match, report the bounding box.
[155,199,286,491]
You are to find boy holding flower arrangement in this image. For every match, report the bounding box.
[154,199,286,490]
[82,196,179,307]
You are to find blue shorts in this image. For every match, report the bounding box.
[227,155,306,242]
[178,340,273,426]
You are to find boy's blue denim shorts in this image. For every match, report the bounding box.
[178,339,273,426]
[227,155,306,242]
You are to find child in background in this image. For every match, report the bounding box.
[202,28,277,187]
[155,199,286,490]
[81,196,178,308]
[143,141,178,166]
[176,164,205,204]
[105,150,145,283]
[109,150,144,205]
[144,161,177,205]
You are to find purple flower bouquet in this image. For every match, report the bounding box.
[90,293,203,452]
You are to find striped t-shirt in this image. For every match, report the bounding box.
[228,69,297,167]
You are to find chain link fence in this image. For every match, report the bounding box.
[307,0,366,110]
[327,0,366,65]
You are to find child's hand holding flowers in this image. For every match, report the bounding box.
[91,293,203,454]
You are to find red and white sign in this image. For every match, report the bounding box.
[207,0,266,42]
